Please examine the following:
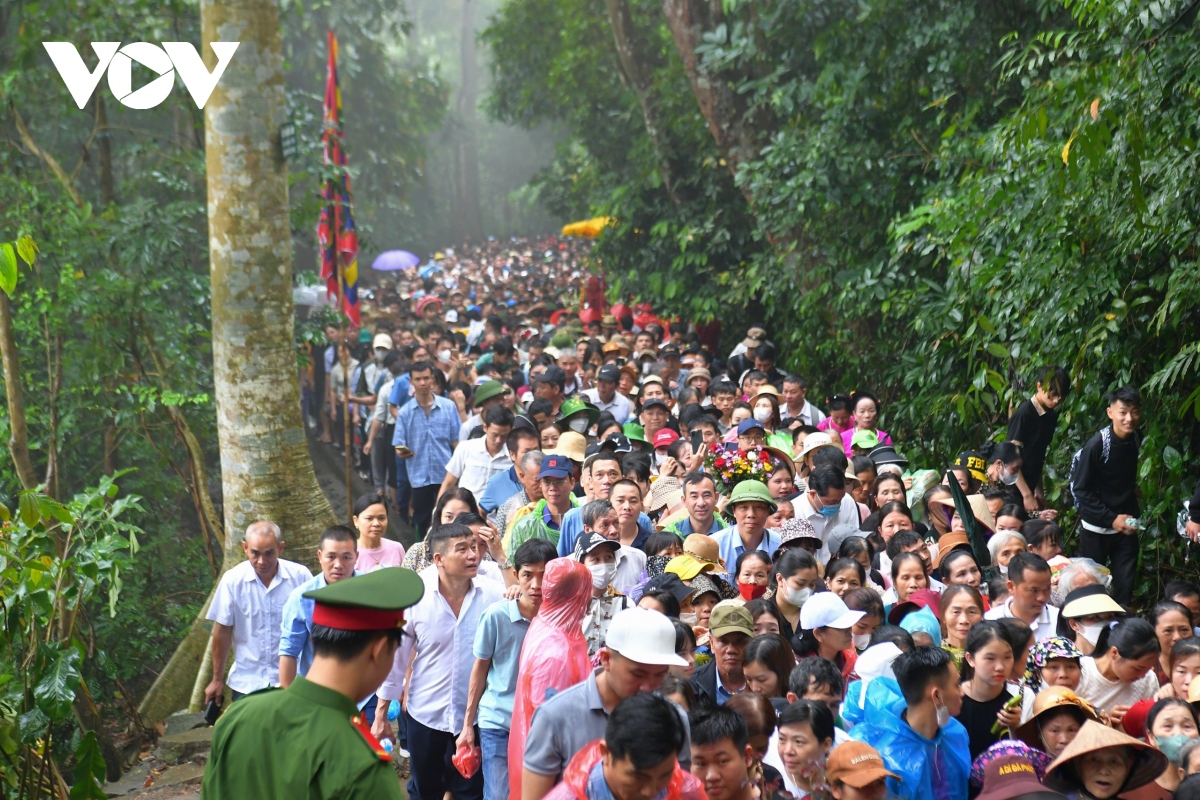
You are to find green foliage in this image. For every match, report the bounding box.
[485,0,1200,601]
[67,733,108,800]
[0,479,139,791]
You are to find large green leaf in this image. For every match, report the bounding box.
[15,235,37,267]
[69,732,109,800]
[0,242,16,297]
[33,648,81,720]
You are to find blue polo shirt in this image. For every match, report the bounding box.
[556,509,655,557]
[471,598,532,731]
[479,466,522,514]
[710,525,780,575]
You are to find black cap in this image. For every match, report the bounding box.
[644,573,692,604]
[597,364,621,383]
[576,531,621,560]
[511,414,538,434]
[660,344,680,359]
[533,365,567,388]
[600,433,633,453]
[641,398,670,412]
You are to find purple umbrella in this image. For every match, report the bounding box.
[371,250,420,271]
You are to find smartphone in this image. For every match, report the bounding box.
[204,698,222,726]
[395,445,414,457]
[690,429,705,451]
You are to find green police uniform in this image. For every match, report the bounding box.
[200,567,424,799]
[201,677,401,799]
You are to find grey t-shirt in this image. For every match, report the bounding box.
[522,668,691,778]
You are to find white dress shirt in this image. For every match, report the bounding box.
[206,558,313,694]
[780,399,827,427]
[985,597,1061,642]
[791,493,863,562]
[612,545,647,595]
[378,569,505,733]
[444,437,513,497]
[583,388,633,425]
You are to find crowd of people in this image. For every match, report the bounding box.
[203,234,1200,800]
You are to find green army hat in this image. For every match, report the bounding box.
[304,568,425,630]
[472,380,507,408]
[555,396,600,430]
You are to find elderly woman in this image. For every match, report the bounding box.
[987,529,1028,577]
[1043,720,1167,800]
[1055,558,1110,606]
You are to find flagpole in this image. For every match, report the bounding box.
[337,248,352,523]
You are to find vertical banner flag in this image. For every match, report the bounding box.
[317,30,360,326]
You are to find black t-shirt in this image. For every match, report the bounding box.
[957,690,1012,760]
[1007,398,1060,490]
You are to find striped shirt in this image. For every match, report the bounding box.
[392,394,459,487]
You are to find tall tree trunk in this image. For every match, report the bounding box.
[452,0,484,242]
[94,95,115,207]
[139,0,337,721]
[201,0,335,558]
[0,291,38,490]
[660,0,768,203]
[605,0,685,207]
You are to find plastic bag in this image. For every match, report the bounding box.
[452,742,481,779]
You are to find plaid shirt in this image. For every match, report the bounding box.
[392,394,459,487]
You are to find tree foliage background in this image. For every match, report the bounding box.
[484,0,1200,596]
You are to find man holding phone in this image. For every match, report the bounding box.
[394,360,459,536]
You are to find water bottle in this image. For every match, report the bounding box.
[380,738,394,754]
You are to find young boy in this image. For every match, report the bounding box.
[460,537,557,800]
[710,381,739,434]
[689,705,758,800]
[1007,365,1070,514]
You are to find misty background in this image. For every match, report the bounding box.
[282,0,563,272]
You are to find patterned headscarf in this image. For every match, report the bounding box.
[646,554,671,579]
[970,740,1053,788]
[1023,636,1083,690]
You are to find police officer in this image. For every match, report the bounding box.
[201,567,424,798]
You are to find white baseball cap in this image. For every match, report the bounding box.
[372,333,394,350]
[604,608,688,666]
[799,591,865,631]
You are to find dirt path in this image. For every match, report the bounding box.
[306,432,415,547]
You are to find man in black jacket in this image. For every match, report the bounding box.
[690,604,753,707]
[1072,386,1142,605]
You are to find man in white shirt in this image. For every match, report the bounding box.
[204,521,313,703]
[374,523,505,800]
[984,552,1060,642]
[583,364,632,425]
[792,464,863,562]
[440,405,515,498]
[780,375,826,427]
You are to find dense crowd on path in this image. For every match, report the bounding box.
[201,234,1200,800]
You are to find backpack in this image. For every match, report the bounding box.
[1067,427,1112,510]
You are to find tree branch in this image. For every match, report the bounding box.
[0,290,39,490]
[10,105,85,207]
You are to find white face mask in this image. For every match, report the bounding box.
[997,564,1009,576]
[680,612,699,626]
[438,349,452,363]
[852,632,872,651]
[783,584,812,607]
[569,418,589,434]
[1079,622,1106,646]
[588,562,617,591]
[753,407,773,423]
[642,362,653,374]
[655,452,667,467]
[1001,468,1020,486]
[935,695,951,728]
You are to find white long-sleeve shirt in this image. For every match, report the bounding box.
[377,569,504,733]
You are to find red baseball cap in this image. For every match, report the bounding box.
[653,429,680,449]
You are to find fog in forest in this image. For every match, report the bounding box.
[286,0,562,265]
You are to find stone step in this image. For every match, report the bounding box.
[152,727,214,765]
[162,712,207,737]
[125,763,204,798]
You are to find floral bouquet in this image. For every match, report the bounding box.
[702,443,782,496]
